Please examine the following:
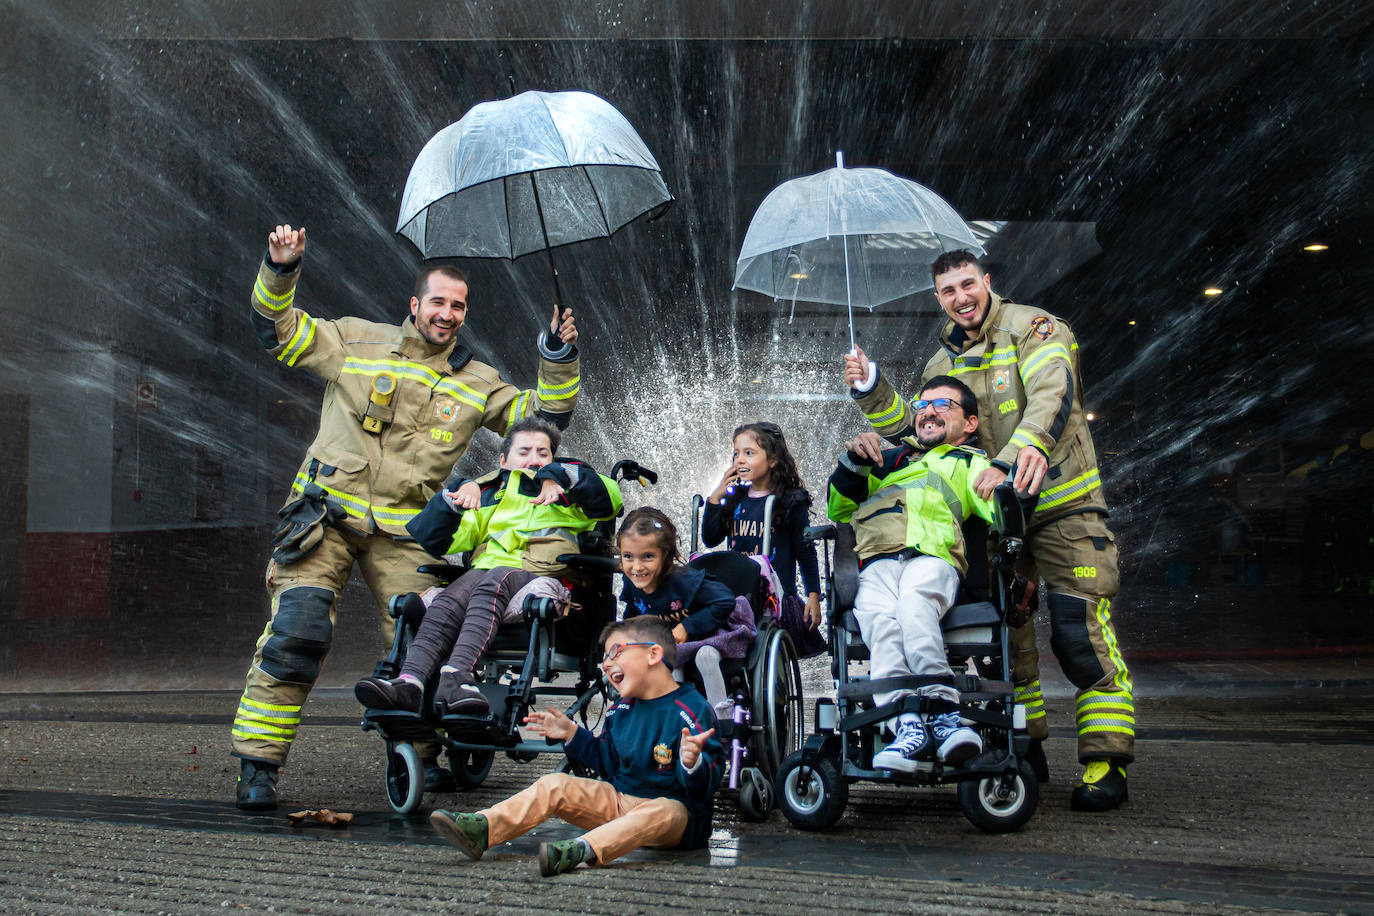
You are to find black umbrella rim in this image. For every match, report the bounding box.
[396,165,673,263]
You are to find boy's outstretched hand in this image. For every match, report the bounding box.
[524,707,577,742]
[680,727,716,769]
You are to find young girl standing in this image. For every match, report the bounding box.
[702,422,823,649]
[617,507,743,717]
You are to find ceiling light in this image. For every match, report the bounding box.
[1085,412,1096,421]
[1203,287,1223,297]
[1303,243,1328,252]
[1127,319,1136,326]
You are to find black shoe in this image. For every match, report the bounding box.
[424,756,457,793]
[354,676,422,712]
[235,759,279,811]
[1071,759,1128,811]
[434,671,490,716]
[1025,738,1050,783]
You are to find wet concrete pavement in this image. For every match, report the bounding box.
[2,656,1373,914]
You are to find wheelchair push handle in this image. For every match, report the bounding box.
[803,524,837,545]
[611,459,658,487]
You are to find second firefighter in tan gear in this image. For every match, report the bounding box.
[232,224,583,807]
[844,250,1133,807]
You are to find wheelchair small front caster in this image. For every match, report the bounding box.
[738,766,773,822]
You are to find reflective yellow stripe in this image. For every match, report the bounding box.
[864,392,904,427]
[1019,342,1070,382]
[1036,468,1102,511]
[433,378,488,411]
[232,724,297,740]
[1009,429,1040,452]
[1015,681,1045,719]
[537,376,580,402]
[507,392,531,426]
[276,315,315,367]
[238,697,302,713]
[291,473,369,518]
[372,505,423,526]
[1076,724,1135,735]
[948,345,1018,376]
[254,276,295,312]
[1094,598,1133,693]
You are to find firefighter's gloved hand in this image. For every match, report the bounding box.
[1006,575,1038,628]
[270,488,345,565]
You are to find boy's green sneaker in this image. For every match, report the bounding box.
[538,839,587,877]
[429,809,488,860]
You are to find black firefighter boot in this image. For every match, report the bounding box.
[236,758,280,811]
[1071,758,1128,811]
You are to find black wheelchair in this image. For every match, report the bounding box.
[774,484,1039,833]
[358,459,654,815]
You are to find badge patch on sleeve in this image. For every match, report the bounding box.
[1030,316,1055,340]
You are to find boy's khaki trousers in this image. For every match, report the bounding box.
[481,772,689,864]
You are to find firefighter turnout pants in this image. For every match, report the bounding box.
[231,525,439,765]
[1011,511,1135,762]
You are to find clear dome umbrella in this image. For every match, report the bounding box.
[734,152,984,355]
[397,89,673,316]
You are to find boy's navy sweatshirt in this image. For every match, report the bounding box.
[564,684,723,848]
[620,566,735,640]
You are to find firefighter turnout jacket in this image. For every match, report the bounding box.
[827,441,996,577]
[852,293,1105,524]
[406,461,623,575]
[251,257,581,536]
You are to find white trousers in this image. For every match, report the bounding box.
[851,555,961,712]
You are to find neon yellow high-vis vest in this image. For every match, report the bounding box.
[827,442,996,577]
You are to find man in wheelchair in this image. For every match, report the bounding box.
[354,417,621,718]
[827,375,1001,773]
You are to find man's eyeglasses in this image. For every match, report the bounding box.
[914,397,964,413]
[601,642,654,664]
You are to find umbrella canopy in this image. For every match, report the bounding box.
[397,89,672,261]
[734,156,984,343]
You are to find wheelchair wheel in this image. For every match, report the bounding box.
[750,627,805,777]
[958,757,1039,833]
[775,749,846,831]
[386,742,424,815]
[449,749,495,789]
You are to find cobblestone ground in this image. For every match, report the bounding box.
[2,658,1372,914]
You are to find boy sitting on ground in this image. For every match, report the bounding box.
[355,417,621,717]
[429,616,723,876]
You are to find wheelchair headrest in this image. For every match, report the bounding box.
[688,551,762,600]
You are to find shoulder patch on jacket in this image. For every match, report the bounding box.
[1029,316,1055,340]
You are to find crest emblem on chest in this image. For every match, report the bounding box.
[653,743,673,766]
[435,400,459,423]
[993,370,1010,393]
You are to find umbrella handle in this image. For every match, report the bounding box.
[849,347,878,391]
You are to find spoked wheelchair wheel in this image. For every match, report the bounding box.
[957,756,1039,833]
[774,749,847,830]
[386,742,424,815]
[449,749,496,789]
[750,626,805,778]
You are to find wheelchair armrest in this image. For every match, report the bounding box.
[555,553,619,575]
[803,524,836,545]
[387,592,427,629]
[418,563,466,585]
[611,459,658,485]
[522,595,565,622]
[833,524,860,612]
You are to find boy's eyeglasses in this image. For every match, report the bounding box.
[601,642,654,664]
[914,397,963,413]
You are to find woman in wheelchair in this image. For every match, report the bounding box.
[826,379,999,773]
[354,418,622,718]
[617,508,741,719]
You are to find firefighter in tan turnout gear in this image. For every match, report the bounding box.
[844,249,1134,812]
[233,225,581,810]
